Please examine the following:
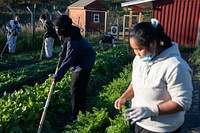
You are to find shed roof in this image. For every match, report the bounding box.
[68,0,108,11]
[121,0,155,9]
[69,0,96,7]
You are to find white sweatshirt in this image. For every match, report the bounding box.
[131,42,193,132]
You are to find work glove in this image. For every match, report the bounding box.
[125,105,159,124]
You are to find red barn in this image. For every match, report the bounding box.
[68,0,109,36]
[121,0,200,47]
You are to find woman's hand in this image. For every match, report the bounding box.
[114,82,134,110]
[114,97,127,110]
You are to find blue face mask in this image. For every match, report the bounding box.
[141,54,155,62]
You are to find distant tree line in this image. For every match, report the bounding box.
[0,0,53,5]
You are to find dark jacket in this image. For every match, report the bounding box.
[54,26,96,82]
[102,34,114,44]
[43,20,56,38]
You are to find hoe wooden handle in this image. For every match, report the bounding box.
[37,81,55,133]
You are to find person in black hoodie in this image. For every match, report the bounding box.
[52,15,96,121]
[99,34,114,51]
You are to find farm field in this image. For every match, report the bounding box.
[0,0,199,132]
[0,43,134,132]
[0,31,199,132]
[0,46,63,96]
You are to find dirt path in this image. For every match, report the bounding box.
[181,53,200,133]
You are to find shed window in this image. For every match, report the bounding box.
[93,14,99,23]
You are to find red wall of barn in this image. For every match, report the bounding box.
[152,0,200,47]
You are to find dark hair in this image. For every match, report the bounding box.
[40,14,46,20]
[130,22,171,49]
[54,15,72,29]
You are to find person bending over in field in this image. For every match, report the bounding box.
[99,34,114,51]
[52,15,96,121]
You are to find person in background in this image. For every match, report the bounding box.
[52,15,96,121]
[39,14,56,59]
[6,15,22,54]
[99,34,114,51]
[114,19,193,133]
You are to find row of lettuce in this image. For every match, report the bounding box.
[0,45,133,132]
[0,59,57,95]
[0,45,99,96]
[0,46,61,70]
[64,63,133,133]
[0,47,63,96]
[0,44,120,96]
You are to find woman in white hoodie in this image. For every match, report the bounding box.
[114,19,193,133]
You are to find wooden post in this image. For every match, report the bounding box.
[122,15,126,42]
[128,9,133,39]
[83,10,86,37]
[104,11,108,34]
[138,12,143,23]
[131,5,143,23]
[117,15,120,39]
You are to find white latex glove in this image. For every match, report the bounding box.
[125,105,159,124]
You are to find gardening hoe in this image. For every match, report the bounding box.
[39,39,45,60]
[37,56,62,133]
[37,81,55,133]
[0,42,8,57]
[37,36,66,132]
[0,34,12,57]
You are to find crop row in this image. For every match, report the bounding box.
[0,58,58,96]
[64,64,133,133]
[0,45,131,132]
[0,45,96,96]
[0,46,61,71]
